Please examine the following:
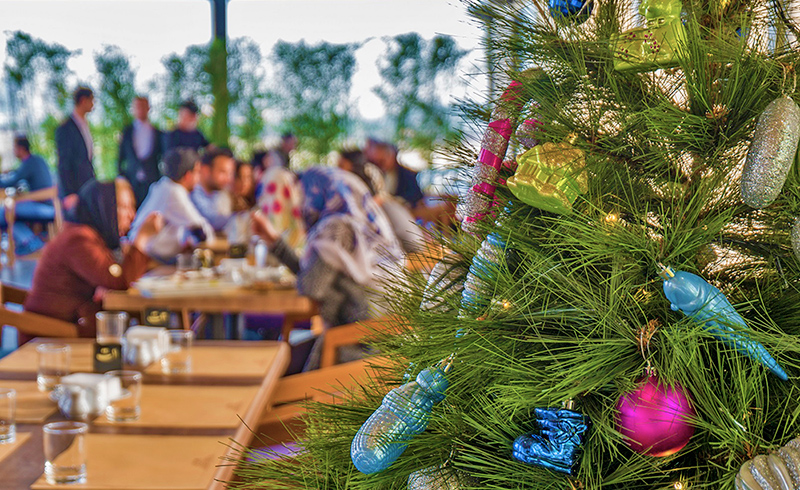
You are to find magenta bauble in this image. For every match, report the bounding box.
[615,376,695,457]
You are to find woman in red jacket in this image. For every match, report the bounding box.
[24,179,163,339]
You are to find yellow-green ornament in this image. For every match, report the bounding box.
[612,0,687,72]
[507,141,588,214]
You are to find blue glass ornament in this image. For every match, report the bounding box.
[548,0,593,24]
[659,265,788,381]
[351,367,449,474]
[460,233,506,314]
[513,407,589,475]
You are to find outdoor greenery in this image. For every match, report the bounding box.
[1,30,468,176]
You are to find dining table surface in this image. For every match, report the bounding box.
[0,337,290,490]
[102,265,318,341]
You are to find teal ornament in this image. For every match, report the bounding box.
[407,465,472,490]
[461,233,506,313]
[659,265,788,381]
[512,407,589,475]
[351,367,449,474]
[548,0,593,24]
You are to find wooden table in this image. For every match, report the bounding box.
[0,338,290,489]
[103,274,317,341]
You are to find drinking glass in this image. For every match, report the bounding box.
[104,370,142,422]
[95,311,127,345]
[0,388,16,444]
[43,421,88,484]
[36,343,70,392]
[161,330,193,374]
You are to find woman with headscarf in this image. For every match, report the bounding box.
[338,149,424,253]
[252,167,404,329]
[24,179,163,339]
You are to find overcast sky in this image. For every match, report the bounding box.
[0,0,487,120]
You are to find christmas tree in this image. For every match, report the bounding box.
[233,0,800,488]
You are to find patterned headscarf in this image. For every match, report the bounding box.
[255,166,306,250]
[298,167,403,287]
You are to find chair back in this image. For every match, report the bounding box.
[0,282,77,340]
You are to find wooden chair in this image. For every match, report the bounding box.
[0,282,77,340]
[5,186,64,266]
[256,316,401,441]
[320,316,400,368]
[257,357,389,443]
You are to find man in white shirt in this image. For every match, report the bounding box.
[128,148,215,261]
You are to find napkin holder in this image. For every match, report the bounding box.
[56,373,123,420]
[124,326,169,368]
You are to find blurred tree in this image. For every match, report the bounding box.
[3,31,78,162]
[267,40,358,163]
[93,45,136,179]
[155,44,213,135]
[152,38,266,156]
[227,38,267,158]
[374,32,467,157]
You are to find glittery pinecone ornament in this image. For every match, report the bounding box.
[735,436,800,489]
[741,96,800,209]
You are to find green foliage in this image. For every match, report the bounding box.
[154,37,267,155]
[3,31,77,138]
[230,0,800,489]
[267,40,358,162]
[374,33,467,157]
[227,38,268,157]
[156,44,214,135]
[93,45,136,179]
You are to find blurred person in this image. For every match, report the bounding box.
[190,146,235,231]
[56,86,96,212]
[337,149,382,196]
[232,160,256,212]
[5,135,53,192]
[252,167,404,368]
[367,140,424,208]
[163,100,209,152]
[368,138,456,229]
[118,96,164,206]
[128,148,215,261]
[250,150,269,180]
[255,157,306,251]
[24,179,164,339]
[341,148,424,253]
[266,132,298,169]
[0,135,55,255]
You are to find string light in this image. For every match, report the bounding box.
[674,481,686,490]
[604,212,620,224]
[502,300,512,310]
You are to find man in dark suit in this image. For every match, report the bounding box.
[118,96,163,207]
[55,86,96,212]
[163,100,209,153]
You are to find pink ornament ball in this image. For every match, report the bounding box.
[615,376,695,457]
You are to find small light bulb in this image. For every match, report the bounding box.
[604,212,619,223]
[674,481,685,490]
[502,300,512,309]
